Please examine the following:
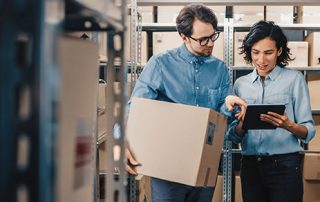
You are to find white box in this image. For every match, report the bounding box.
[234,32,249,67]
[300,6,320,24]
[157,6,183,23]
[153,32,183,54]
[308,74,320,110]
[57,36,98,202]
[266,6,294,24]
[139,6,154,23]
[153,32,224,61]
[287,41,308,67]
[308,116,320,151]
[208,6,226,25]
[127,98,227,186]
[305,32,320,67]
[233,6,264,25]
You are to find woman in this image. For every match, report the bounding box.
[227,21,315,202]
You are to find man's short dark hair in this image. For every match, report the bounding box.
[176,4,218,37]
[240,20,293,67]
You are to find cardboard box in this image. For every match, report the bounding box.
[212,175,223,202]
[234,32,249,67]
[308,116,320,151]
[235,175,243,202]
[266,6,294,24]
[287,41,308,67]
[136,175,152,202]
[212,175,243,202]
[139,6,154,23]
[233,6,264,25]
[303,153,320,180]
[56,36,99,202]
[208,6,226,25]
[303,180,320,202]
[153,32,224,61]
[153,32,182,55]
[127,98,227,186]
[158,6,225,25]
[157,6,183,23]
[300,6,320,24]
[305,32,320,67]
[307,74,320,110]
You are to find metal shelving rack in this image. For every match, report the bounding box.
[65,1,129,202]
[1,0,129,202]
[0,1,63,202]
[132,1,320,202]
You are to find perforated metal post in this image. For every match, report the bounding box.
[130,0,138,86]
[0,1,62,202]
[222,5,234,202]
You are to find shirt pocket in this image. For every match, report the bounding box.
[243,98,256,105]
[208,88,222,109]
[264,94,290,105]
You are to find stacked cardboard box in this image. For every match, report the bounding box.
[233,6,264,25]
[212,175,243,202]
[307,74,320,110]
[153,32,224,61]
[234,32,249,67]
[287,41,308,67]
[303,153,320,202]
[305,32,320,67]
[298,6,320,24]
[266,6,294,24]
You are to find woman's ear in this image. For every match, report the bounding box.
[277,47,283,56]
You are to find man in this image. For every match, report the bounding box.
[127,4,245,201]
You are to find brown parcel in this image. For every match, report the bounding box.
[126,97,227,187]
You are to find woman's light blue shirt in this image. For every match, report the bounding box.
[227,66,315,156]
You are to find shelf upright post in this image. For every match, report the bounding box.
[130,0,139,87]
[223,5,234,202]
[0,0,63,202]
[104,0,129,201]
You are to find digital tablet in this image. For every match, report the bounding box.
[242,104,286,130]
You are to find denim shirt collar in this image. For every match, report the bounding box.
[178,43,209,64]
[251,65,282,83]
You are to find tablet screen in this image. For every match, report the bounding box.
[242,104,286,130]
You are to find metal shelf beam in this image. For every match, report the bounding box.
[137,0,320,6]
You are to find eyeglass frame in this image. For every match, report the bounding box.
[188,31,221,46]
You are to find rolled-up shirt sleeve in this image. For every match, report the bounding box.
[293,73,316,143]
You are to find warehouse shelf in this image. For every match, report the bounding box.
[142,22,224,32]
[141,23,320,32]
[232,66,320,72]
[312,110,320,115]
[130,2,320,202]
[234,23,320,31]
[65,0,124,31]
[137,0,320,6]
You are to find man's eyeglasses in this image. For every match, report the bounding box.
[188,32,220,46]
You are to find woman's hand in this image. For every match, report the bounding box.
[260,112,308,139]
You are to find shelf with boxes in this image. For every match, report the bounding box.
[137,0,320,6]
[65,0,125,31]
[130,2,320,202]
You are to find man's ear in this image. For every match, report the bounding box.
[180,33,189,43]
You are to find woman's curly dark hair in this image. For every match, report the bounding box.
[239,21,293,67]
